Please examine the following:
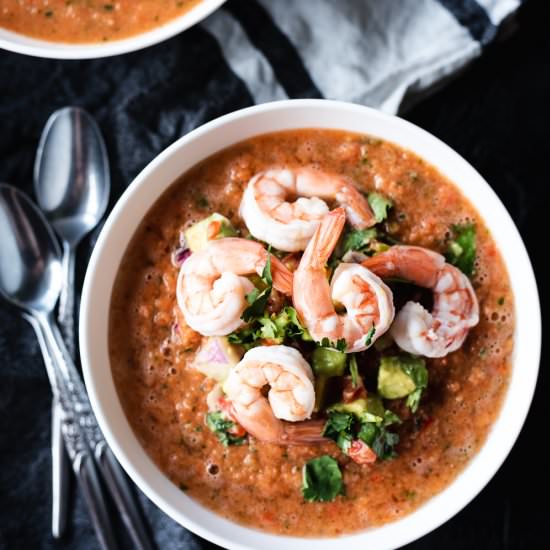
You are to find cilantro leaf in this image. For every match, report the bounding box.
[206,412,246,446]
[227,325,259,349]
[319,337,347,352]
[322,412,354,438]
[241,287,270,322]
[240,250,273,322]
[364,326,376,347]
[401,357,428,413]
[322,412,355,454]
[371,429,399,460]
[368,192,393,223]
[341,228,378,255]
[274,306,311,340]
[357,421,399,461]
[445,223,476,276]
[349,354,359,387]
[302,455,344,502]
[406,389,423,413]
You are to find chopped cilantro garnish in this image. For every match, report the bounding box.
[368,192,393,223]
[229,306,310,349]
[205,412,246,447]
[360,426,399,460]
[319,337,347,352]
[241,251,273,322]
[364,325,376,347]
[323,404,400,462]
[341,228,378,256]
[445,223,476,276]
[302,456,344,502]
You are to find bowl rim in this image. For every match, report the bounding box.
[80,99,541,550]
[0,0,226,59]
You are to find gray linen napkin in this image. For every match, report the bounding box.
[203,0,521,112]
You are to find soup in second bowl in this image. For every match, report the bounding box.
[0,0,202,43]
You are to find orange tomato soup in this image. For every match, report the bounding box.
[109,130,513,536]
[0,0,202,43]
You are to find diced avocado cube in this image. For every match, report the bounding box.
[328,398,368,416]
[366,395,385,418]
[378,357,416,399]
[311,347,347,377]
[327,395,385,424]
[184,213,237,252]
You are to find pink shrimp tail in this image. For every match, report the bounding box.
[281,419,327,445]
[300,207,346,269]
[270,255,294,295]
[338,185,376,229]
[362,245,443,288]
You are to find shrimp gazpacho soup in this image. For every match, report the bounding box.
[0,0,201,43]
[110,129,514,536]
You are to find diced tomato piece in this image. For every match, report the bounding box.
[207,220,221,240]
[217,397,247,436]
[228,423,247,438]
[348,440,377,464]
[342,375,367,403]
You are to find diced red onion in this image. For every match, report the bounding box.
[172,247,191,267]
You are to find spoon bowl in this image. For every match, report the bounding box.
[34,107,110,245]
[0,184,62,314]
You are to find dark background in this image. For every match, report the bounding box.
[0,0,547,548]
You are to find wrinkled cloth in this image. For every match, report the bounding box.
[0,0,523,549]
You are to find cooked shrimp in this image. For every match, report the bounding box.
[293,208,395,352]
[362,245,479,357]
[223,346,326,444]
[177,238,293,336]
[240,167,375,251]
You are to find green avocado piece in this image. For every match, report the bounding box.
[378,357,417,399]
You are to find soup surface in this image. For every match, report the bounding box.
[109,129,513,536]
[0,0,201,43]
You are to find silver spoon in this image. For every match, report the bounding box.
[33,110,153,550]
[0,184,117,550]
[34,106,110,358]
[34,106,109,538]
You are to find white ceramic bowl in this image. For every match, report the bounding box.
[80,100,540,550]
[0,0,225,59]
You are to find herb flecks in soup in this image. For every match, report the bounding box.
[109,130,513,536]
[0,0,201,43]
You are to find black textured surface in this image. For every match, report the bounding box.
[0,1,547,548]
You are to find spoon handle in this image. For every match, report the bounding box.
[51,399,70,539]
[26,313,70,538]
[95,443,155,550]
[28,314,118,550]
[58,242,76,359]
[38,312,154,550]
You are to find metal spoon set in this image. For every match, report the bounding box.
[0,108,153,550]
